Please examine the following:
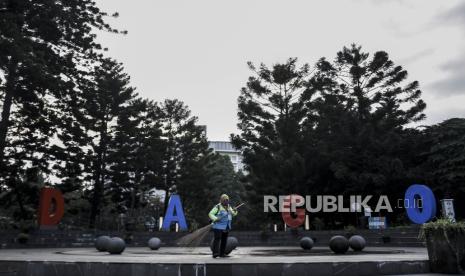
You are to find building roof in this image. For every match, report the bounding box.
[208,141,239,153]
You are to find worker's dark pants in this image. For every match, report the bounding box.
[212,229,229,256]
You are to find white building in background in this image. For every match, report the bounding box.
[208,141,244,172]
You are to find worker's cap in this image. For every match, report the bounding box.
[220,194,229,200]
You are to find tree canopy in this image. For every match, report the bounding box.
[233,44,431,227]
[1,1,463,230]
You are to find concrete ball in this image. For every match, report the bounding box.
[349,235,366,251]
[210,236,238,255]
[107,237,126,254]
[95,235,111,252]
[329,235,349,254]
[148,237,162,250]
[300,236,314,250]
[225,237,238,254]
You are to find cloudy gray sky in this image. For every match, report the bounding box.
[95,0,465,141]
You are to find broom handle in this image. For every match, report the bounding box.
[234,202,245,209]
[215,203,246,221]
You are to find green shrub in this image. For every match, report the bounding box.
[420,218,465,240]
[420,218,465,274]
[344,225,356,233]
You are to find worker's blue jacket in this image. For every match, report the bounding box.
[208,203,238,230]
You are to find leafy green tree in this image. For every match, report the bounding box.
[0,0,121,164]
[208,154,245,203]
[423,118,465,196]
[0,167,46,221]
[421,118,465,219]
[0,93,57,220]
[206,154,248,228]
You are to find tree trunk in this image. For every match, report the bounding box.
[89,124,108,229]
[89,159,103,229]
[0,61,18,166]
[130,186,136,210]
[14,187,27,220]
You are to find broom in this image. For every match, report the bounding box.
[177,203,245,247]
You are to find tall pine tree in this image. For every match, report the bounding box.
[302,44,426,198]
[108,99,164,213]
[0,0,121,221]
[81,58,137,228]
[156,99,212,225]
[231,58,310,225]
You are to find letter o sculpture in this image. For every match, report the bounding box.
[405,184,436,224]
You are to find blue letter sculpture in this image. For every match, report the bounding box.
[405,184,436,224]
[161,194,188,231]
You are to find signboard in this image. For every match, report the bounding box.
[368,217,387,230]
[441,199,456,222]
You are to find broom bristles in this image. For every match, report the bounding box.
[176,224,212,247]
[176,203,246,247]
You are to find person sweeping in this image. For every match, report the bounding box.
[209,194,238,258]
[176,196,244,249]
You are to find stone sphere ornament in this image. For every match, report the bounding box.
[329,235,349,254]
[148,237,162,250]
[225,237,238,254]
[107,237,126,254]
[95,235,111,252]
[349,235,366,251]
[300,236,314,250]
[210,236,238,255]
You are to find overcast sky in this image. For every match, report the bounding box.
[95,0,465,141]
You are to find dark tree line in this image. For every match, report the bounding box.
[232,45,465,228]
[421,118,465,219]
[0,0,121,225]
[2,1,462,232]
[0,0,242,230]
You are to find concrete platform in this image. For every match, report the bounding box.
[0,228,425,249]
[0,246,430,276]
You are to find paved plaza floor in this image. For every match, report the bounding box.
[0,246,428,264]
[0,246,436,275]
